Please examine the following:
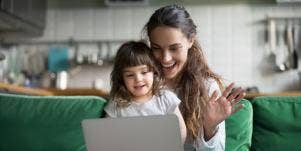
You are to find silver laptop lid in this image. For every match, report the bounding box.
[82,115,183,151]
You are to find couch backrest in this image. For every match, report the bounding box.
[226,99,253,151]
[251,96,301,151]
[0,93,107,151]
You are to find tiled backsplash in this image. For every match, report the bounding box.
[19,4,301,92]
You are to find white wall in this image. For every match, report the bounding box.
[29,4,301,92]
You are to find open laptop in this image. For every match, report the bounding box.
[81,115,184,151]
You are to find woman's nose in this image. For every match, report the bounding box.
[162,51,172,63]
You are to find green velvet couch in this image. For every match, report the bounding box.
[226,96,301,151]
[1,93,301,151]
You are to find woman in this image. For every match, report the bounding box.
[143,4,245,151]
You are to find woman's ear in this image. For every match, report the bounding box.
[188,36,195,48]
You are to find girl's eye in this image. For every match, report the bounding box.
[142,71,148,74]
[170,46,180,52]
[170,48,177,51]
[125,74,134,77]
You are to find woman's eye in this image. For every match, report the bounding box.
[152,47,160,51]
[170,45,183,52]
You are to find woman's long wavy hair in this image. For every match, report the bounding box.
[110,41,163,107]
[144,4,222,140]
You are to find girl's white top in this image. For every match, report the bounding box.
[105,89,181,117]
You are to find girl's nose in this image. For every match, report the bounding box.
[135,74,143,81]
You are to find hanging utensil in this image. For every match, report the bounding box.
[268,19,277,53]
[285,20,297,69]
[275,21,289,71]
[266,19,282,71]
[0,51,5,61]
[293,21,300,70]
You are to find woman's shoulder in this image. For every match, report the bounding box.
[204,78,216,86]
[205,78,222,96]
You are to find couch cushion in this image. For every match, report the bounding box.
[225,99,253,151]
[0,93,107,151]
[251,96,301,151]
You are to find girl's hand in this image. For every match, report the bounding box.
[203,83,245,140]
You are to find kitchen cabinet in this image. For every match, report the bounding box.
[30,0,46,28]
[0,0,47,39]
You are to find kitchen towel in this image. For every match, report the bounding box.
[48,46,69,72]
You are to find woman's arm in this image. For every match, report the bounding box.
[203,82,245,140]
[174,106,187,144]
[195,121,225,151]
[191,79,225,150]
[193,81,244,151]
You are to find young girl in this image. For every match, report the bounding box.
[104,41,187,143]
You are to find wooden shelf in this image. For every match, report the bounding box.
[0,82,54,96]
[45,88,109,99]
[246,91,301,100]
[0,82,109,99]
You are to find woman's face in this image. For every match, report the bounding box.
[149,26,193,80]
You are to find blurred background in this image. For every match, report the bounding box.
[0,0,301,97]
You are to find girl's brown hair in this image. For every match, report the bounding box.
[110,41,163,107]
[144,4,222,139]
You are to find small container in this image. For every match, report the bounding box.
[56,71,68,90]
[93,78,103,90]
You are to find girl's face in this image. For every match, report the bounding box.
[122,65,154,102]
[149,26,193,80]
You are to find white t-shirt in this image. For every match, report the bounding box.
[105,89,181,117]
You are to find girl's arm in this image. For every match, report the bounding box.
[173,106,187,144]
[104,101,118,118]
